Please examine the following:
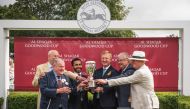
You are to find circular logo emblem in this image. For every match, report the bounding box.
[77,0,111,34]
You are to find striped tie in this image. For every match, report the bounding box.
[57,76,62,88]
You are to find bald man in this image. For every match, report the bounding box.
[32,50,60,87]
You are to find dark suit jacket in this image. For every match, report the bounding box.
[112,64,135,107]
[40,70,70,109]
[68,73,89,109]
[93,65,119,108]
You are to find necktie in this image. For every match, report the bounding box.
[57,76,62,88]
[102,68,106,77]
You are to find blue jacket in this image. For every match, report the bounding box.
[113,64,135,107]
[40,70,70,109]
[93,65,119,108]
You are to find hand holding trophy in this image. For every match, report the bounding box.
[85,61,96,88]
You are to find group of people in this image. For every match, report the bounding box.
[32,50,159,109]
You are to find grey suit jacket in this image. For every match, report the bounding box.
[108,64,159,109]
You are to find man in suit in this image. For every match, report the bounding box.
[96,51,159,109]
[32,50,60,109]
[115,52,135,109]
[32,50,84,109]
[93,50,119,109]
[68,58,89,109]
[40,58,71,109]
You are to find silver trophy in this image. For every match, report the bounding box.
[85,61,96,88]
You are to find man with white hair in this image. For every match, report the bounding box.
[32,50,84,109]
[40,58,71,109]
[115,52,135,109]
[96,51,159,109]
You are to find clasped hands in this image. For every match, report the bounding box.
[95,79,108,85]
[56,78,108,94]
[76,79,108,93]
[57,87,71,94]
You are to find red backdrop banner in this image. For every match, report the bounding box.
[14,37,179,91]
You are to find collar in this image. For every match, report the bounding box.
[48,62,52,70]
[103,65,111,70]
[138,64,146,70]
[122,64,129,72]
[73,71,82,76]
[53,70,60,80]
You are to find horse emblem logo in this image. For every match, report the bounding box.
[77,0,111,34]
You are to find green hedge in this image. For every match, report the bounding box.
[7,92,38,109]
[0,97,4,109]
[178,96,190,109]
[157,92,179,109]
[6,91,190,109]
[157,92,190,109]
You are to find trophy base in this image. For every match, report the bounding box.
[88,80,96,88]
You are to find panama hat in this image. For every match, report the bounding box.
[129,51,148,61]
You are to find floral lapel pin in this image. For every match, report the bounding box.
[61,79,66,83]
[61,79,69,86]
[107,71,112,76]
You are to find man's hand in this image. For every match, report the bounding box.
[95,79,108,85]
[77,81,89,91]
[94,87,103,93]
[76,76,86,81]
[56,87,71,94]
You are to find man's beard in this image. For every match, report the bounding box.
[75,68,82,73]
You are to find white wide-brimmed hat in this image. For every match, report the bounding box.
[129,51,148,61]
